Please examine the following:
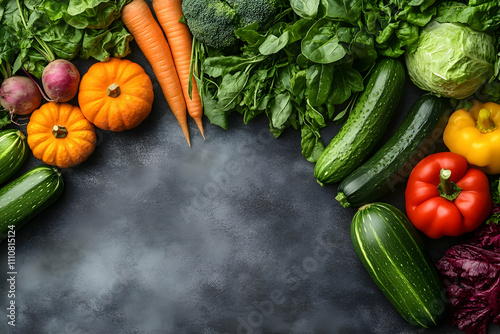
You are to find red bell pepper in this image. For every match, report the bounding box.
[405,152,492,239]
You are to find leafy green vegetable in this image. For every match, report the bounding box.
[321,0,362,25]
[0,0,132,78]
[195,0,442,162]
[488,177,500,225]
[405,20,497,99]
[436,0,500,32]
[290,0,319,19]
[0,110,11,129]
[181,0,285,49]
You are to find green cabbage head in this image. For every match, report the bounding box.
[405,21,497,99]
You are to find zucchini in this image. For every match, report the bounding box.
[351,203,445,328]
[336,94,450,208]
[0,165,64,239]
[314,57,405,185]
[0,129,28,185]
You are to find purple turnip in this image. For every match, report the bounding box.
[41,59,80,103]
[0,76,42,115]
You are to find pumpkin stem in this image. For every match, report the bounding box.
[52,125,68,139]
[107,83,121,98]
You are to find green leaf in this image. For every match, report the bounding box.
[235,22,265,47]
[306,63,334,107]
[79,19,132,61]
[203,89,229,130]
[28,10,83,60]
[402,5,436,27]
[305,103,326,128]
[301,125,324,162]
[0,110,11,129]
[259,19,313,56]
[291,0,320,19]
[203,55,266,78]
[0,25,19,68]
[301,18,347,64]
[321,0,363,25]
[328,66,363,106]
[259,32,290,55]
[269,92,293,128]
[436,1,500,31]
[291,69,307,103]
[217,68,251,111]
[240,69,271,114]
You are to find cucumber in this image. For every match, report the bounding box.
[351,203,445,328]
[0,129,29,185]
[336,94,450,208]
[314,57,405,185]
[0,165,64,239]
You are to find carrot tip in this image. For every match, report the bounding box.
[194,118,205,140]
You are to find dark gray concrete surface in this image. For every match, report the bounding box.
[0,11,494,334]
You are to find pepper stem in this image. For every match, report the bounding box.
[52,125,68,138]
[476,108,496,133]
[107,83,121,98]
[438,169,462,201]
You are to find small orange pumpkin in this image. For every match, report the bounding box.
[27,102,97,168]
[78,57,154,132]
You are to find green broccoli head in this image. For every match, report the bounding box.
[228,0,281,29]
[182,0,282,49]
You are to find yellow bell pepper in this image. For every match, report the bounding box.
[443,100,500,174]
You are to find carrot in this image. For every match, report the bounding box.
[152,0,205,139]
[122,0,190,146]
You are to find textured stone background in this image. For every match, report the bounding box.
[0,4,493,333]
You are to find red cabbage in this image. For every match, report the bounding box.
[436,223,500,334]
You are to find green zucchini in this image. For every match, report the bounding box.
[0,129,28,185]
[0,165,64,239]
[314,57,405,185]
[351,203,445,328]
[336,94,450,208]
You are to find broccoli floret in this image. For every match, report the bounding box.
[182,0,281,49]
[228,0,281,29]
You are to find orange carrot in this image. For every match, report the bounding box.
[153,0,205,139]
[122,0,190,146]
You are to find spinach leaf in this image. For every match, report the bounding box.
[302,18,347,64]
[217,67,252,111]
[301,124,324,162]
[240,68,271,121]
[321,0,363,25]
[235,22,266,48]
[259,19,313,55]
[291,0,320,19]
[290,69,307,104]
[328,65,363,105]
[306,63,334,107]
[269,92,293,128]
[203,88,229,130]
[305,103,327,128]
[203,55,266,78]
